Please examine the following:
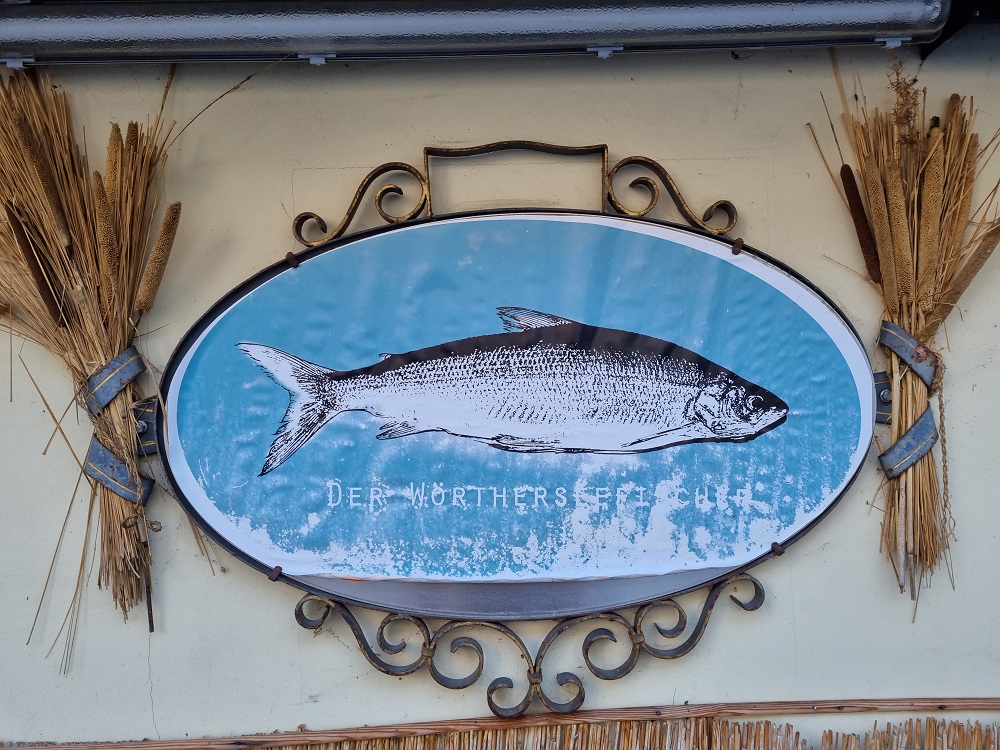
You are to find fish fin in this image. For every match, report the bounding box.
[620,423,712,449]
[238,343,341,475]
[376,421,422,440]
[496,307,575,332]
[487,434,558,453]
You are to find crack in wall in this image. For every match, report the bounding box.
[148,632,161,740]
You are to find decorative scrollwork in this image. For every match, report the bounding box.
[607,155,738,235]
[291,142,739,248]
[294,573,764,718]
[292,162,430,247]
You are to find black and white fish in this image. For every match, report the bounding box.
[239,307,788,475]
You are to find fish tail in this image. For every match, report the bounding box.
[238,343,341,475]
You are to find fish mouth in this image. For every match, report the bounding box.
[692,381,788,439]
[749,405,788,435]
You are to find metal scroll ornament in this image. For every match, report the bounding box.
[291,141,738,247]
[295,574,764,717]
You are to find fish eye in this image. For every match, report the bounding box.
[732,394,765,421]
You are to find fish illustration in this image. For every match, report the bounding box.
[239,307,788,475]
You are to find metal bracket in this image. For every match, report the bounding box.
[133,397,159,457]
[878,320,937,388]
[874,371,891,424]
[298,53,337,66]
[879,407,939,479]
[2,54,34,69]
[84,436,155,505]
[874,37,911,49]
[295,573,764,717]
[84,345,147,415]
[586,46,623,59]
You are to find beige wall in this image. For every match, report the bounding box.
[2,28,1000,743]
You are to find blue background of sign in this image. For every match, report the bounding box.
[172,215,863,581]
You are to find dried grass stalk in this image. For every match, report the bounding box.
[939,132,979,285]
[3,204,63,327]
[12,113,71,251]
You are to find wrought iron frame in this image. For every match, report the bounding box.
[282,142,756,717]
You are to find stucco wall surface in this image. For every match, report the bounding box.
[1,29,999,744]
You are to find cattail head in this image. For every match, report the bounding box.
[125,122,138,156]
[105,123,123,208]
[885,157,913,301]
[93,171,121,317]
[135,201,181,317]
[944,94,964,132]
[925,223,1000,339]
[840,163,882,285]
[917,128,944,311]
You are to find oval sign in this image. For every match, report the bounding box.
[160,212,874,618]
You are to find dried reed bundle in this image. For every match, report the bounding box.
[35,707,1000,750]
[0,71,180,632]
[178,719,806,750]
[824,718,1000,750]
[819,57,1000,597]
[133,717,998,750]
